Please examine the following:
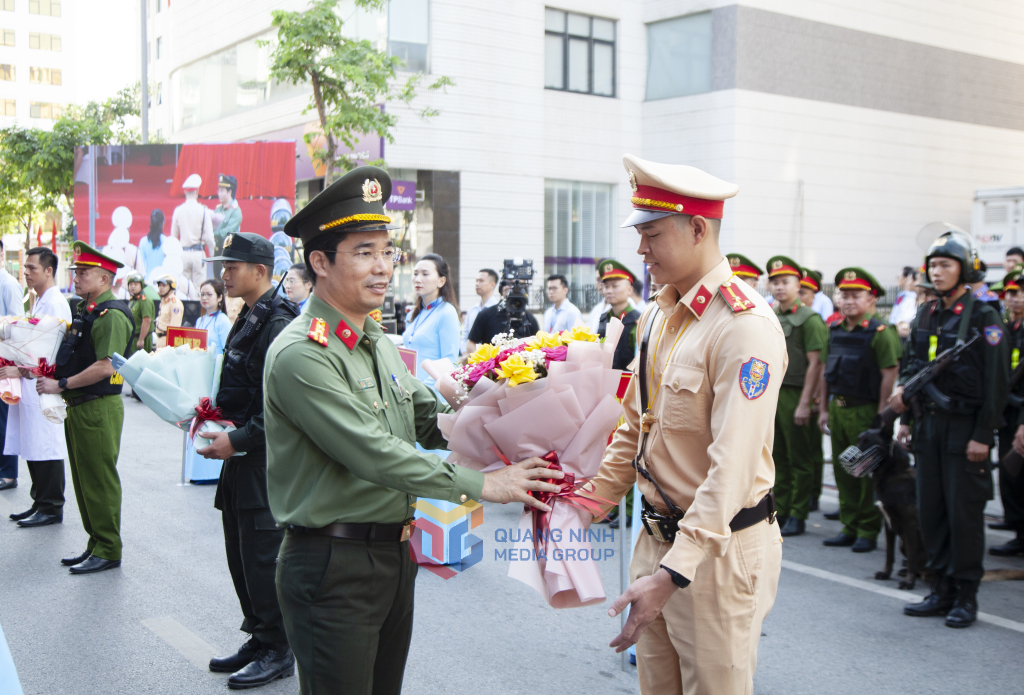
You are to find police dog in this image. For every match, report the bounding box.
[846,427,929,590]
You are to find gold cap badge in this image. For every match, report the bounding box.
[224,234,234,247]
[845,270,857,280]
[628,169,638,194]
[772,260,783,270]
[362,179,383,203]
[729,257,739,267]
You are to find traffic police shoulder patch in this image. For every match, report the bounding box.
[984,324,1004,346]
[739,357,770,400]
[307,317,329,346]
[719,281,754,313]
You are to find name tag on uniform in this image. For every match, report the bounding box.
[357,377,375,390]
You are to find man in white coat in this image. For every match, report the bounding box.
[5,248,71,527]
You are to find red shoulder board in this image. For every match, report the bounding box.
[306,318,329,347]
[876,324,886,332]
[335,319,359,350]
[719,281,754,313]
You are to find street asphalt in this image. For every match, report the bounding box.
[0,396,1022,694]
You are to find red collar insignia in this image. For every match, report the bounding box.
[689,285,713,317]
[335,319,359,350]
[860,319,870,328]
[86,302,97,313]
[953,303,963,315]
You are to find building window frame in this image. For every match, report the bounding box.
[544,8,616,98]
[544,179,617,309]
[28,0,60,16]
[29,31,60,51]
[1,28,14,47]
[0,63,13,81]
[1,98,14,116]
[1,0,13,12]
[29,100,61,119]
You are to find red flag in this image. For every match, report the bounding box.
[51,220,57,252]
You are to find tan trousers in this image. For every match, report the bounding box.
[631,519,782,695]
[181,250,206,299]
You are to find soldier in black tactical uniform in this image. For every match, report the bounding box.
[991,268,1024,556]
[195,233,300,687]
[892,230,1009,628]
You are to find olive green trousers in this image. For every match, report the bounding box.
[773,386,818,520]
[828,401,882,539]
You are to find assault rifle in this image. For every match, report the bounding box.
[838,331,980,474]
[1000,358,1024,478]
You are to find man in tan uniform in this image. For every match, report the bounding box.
[170,173,215,298]
[154,275,184,348]
[589,155,787,695]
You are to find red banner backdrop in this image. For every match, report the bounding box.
[168,143,296,200]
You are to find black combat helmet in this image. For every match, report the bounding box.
[924,228,984,288]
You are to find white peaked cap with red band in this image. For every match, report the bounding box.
[621,154,739,228]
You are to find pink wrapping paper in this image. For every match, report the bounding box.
[421,318,626,608]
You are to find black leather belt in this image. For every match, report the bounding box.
[832,397,874,408]
[288,520,414,542]
[184,244,205,252]
[641,492,776,543]
[67,393,103,407]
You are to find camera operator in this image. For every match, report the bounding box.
[466,260,539,349]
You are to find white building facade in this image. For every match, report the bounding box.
[142,0,1024,309]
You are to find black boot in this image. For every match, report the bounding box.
[780,517,805,537]
[945,580,979,628]
[209,635,261,673]
[989,534,1024,557]
[227,643,294,689]
[904,576,955,617]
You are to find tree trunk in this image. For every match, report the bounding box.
[310,72,337,186]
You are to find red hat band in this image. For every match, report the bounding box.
[602,270,633,282]
[74,249,118,273]
[768,264,801,278]
[731,265,760,278]
[1005,281,1021,293]
[800,277,820,291]
[631,185,725,220]
[837,278,876,296]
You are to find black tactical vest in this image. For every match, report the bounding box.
[823,318,882,401]
[599,308,641,371]
[909,299,984,409]
[1007,318,1024,408]
[55,299,135,396]
[215,293,298,427]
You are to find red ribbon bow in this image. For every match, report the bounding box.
[32,358,56,379]
[0,359,15,368]
[188,397,231,440]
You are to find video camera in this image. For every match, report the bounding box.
[501,258,534,336]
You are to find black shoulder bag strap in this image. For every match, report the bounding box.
[631,307,684,516]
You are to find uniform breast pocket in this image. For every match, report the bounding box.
[660,363,707,436]
[389,373,417,435]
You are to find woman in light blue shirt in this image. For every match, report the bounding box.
[402,254,461,389]
[196,279,233,356]
[138,208,167,275]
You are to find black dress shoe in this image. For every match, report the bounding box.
[0,479,16,490]
[851,537,877,553]
[17,511,62,527]
[210,636,262,673]
[776,515,789,530]
[61,550,91,567]
[989,536,1024,557]
[809,497,819,512]
[69,555,121,574]
[945,581,979,628]
[9,508,35,521]
[823,511,841,521]
[988,521,1014,531]
[227,644,295,689]
[905,577,956,617]
[780,517,805,537]
[823,532,856,547]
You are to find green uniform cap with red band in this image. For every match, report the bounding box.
[766,255,802,279]
[799,267,823,292]
[997,266,1023,295]
[834,267,884,298]
[726,253,763,279]
[598,259,636,284]
[69,241,124,273]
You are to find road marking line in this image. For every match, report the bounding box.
[782,559,1024,635]
[142,616,218,671]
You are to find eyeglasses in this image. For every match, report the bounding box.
[322,247,401,264]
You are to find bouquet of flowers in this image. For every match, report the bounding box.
[421,321,626,608]
[111,344,243,452]
[0,315,70,423]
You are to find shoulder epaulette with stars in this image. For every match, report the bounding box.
[719,280,755,313]
[307,318,329,347]
[99,308,109,317]
[876,324,886,332]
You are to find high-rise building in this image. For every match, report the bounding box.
[144,0,1024,310]
[0,0,76,129]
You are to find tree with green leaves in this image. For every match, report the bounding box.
[265,0,453,184]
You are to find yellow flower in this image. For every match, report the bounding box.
[468,343,499,364]
[565,325,600,343]
[494,353,538,387]
[527,331,562,349]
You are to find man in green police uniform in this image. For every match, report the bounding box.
[597,259,641,371]
[799,267,828,511]
[817,267,902,552]
[892,231,1008,628]
[125,271,155,357]
[40,242,134,574]
[766,256,827,537]
[265,165,566,695]
[212,174,243,279]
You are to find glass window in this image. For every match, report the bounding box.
[29,101,60,119]
[646,12,712,101]
[1,98,14,116]
[1,1,12,12]
[0,63,12,80]
[29,32,60,51]
[544,180,616,306]
[2,29,14,46]
[545,8,615,98]
[388,0,428,72]
[30,67,61,84]
[156,37,162,60]
[29,0,59,15]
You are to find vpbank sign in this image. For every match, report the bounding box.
[409,498,483,579]
[386,180,417,210]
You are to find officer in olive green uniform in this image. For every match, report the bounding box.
[265,166,560,695]
[766,256,828,537]
[897,231,1008,628]
[799,267,828,509]
[818,268,902,552]
[725,253,763,290]
[125,271,155,357]
[44,242,134,574]
[596,259,641,371]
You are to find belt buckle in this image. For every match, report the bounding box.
[641,511,669,543]
[769,510,777,525]
[400,519,414,542]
